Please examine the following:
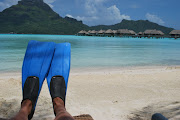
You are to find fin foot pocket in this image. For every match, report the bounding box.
[50,76,66,104]
[22,76,39,120]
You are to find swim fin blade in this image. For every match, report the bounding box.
[22,40,55,120]
[47,43,71,105]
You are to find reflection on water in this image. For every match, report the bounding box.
[0,34,180,72]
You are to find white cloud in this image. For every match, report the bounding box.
[146,13,165,25]
[74,0,131,26]
[107,5,130,21]
[66,14,74,18]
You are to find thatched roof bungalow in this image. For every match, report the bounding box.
[116,29,130,36]
[78,30,87,36]
[144,29,164,37]
[157,30,164,35]
[138,32,143,35]
[129,30,136,35]
[88,30,91,33]
[104,29,114,36]
[169,30,180,38]
[89,30,97,36]
[113,30,117,34]
[137,32,143,38]
[97,30,105,36]
[144,30,153,35]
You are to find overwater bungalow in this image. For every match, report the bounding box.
[97,30,105,36]
[116,29,131,37]
[113,30,117,33]
[77,29,165,38]
[77,30,87,36]
[157,30,164,36]
[129,30,136,35]
[112,30,118,36]
[144,30,153,37]
[138,32,143,38]
[143,29,164,38]
[104,29,114,37]
[129,30,136,37]
[89,30,97,36]
[169,30,180,38]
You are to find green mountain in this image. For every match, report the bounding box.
[0,0,174,35]
[0,0,88,34]
[90,19,174,35]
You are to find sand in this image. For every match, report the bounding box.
[0,66,180,120]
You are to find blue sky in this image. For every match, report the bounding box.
[0,0,180,29]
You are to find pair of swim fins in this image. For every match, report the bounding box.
[22,40,71,119]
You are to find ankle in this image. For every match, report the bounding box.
[21,99,32,115]
[53,97,64,107]
[53,97,67,116]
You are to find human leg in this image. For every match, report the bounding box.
[53,97,74,120]
[46,43,72,120]
[22,40,55,119]
[10,100,32,120]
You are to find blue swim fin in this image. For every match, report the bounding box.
[47,43,71,105]
[22,40,55,120]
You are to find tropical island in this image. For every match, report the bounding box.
[0,1,180,120]
[0,0,179,37]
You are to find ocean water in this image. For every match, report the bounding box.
[0,34,180,72]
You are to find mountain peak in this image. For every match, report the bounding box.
[18,0,52,11]
[18,0,44,6]
[22,0,43,2]
[0,0,88,34]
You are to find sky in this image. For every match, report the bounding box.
[0,0,180,29]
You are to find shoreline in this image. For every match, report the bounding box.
[0,34,179,40]
[0,66,180,120]
[70,65,180,74]
[1,65,180,75]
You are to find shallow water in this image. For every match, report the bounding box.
[0,34,180,72]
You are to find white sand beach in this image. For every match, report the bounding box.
[0,66,180,120]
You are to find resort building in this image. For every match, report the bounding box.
[129,30,136,35]
[77,29,166,38]
[104,29,114,37]
[77,30,87,36]
[89,30,97,36]
[138,32,143,37]
[143,29,164,38]
[97,30,105,36]
[157,30,164,36]
[114,29,135,37]
[113,30,117,34]
[116,29,131,36]
[169,30,180,38]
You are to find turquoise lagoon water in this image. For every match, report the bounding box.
[0,34,180,72]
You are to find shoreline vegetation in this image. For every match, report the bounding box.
[0,66,180,120]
